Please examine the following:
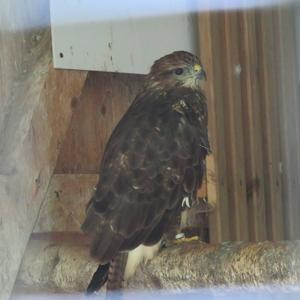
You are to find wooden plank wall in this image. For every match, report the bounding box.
[41,70,208,238]
[0,2,87,299]
[198,4,300,242]
[239,10,267,241]
[256,9,284,241]
[50,4,300,245]
[274,6,300,240]
[197,12,231,243]
[55,72,144,174]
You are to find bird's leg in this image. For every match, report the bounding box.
[106,253,128,291]
[162,232,200,248]
[174,232,200,244]
[181,196,214,212]
[193,197,214,213]
[178,196,213,245]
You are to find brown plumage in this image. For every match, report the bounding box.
[82,51,210,291]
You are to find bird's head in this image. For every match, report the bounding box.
[145,51,206,92]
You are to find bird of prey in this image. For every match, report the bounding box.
[82,51,210,292]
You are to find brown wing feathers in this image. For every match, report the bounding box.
[81,87,209,263]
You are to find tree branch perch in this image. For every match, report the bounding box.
[15,237,300,294]
[125,240,300,290]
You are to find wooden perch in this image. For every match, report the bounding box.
[14,236,300,294]
[124,240,300,290]
[13,236,98,294]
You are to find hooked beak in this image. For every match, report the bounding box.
[197,69,207,80]
[194,64,207,81]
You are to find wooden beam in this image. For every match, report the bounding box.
[272,6,300,239]
[255,9,284,240]
[238,10,267,241]
[0,3,87,298]
[221,11,248,241]
[126,240,300,290]
[198,12,231,242]
[15,237,300,293]
[33,174,98,233]
[31,232,91,246]
[13,238,98,295]
[55,72,144,174]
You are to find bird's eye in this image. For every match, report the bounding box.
[174,68,184,75]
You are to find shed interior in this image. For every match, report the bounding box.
[1,1,300,299]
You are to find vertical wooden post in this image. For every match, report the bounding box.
[256,9,284,240]
[198,12,231,242]
[221,11,249,241]
[273,6,300,239]
[238,10,267,241]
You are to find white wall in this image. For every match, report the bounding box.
[50,0,198,74]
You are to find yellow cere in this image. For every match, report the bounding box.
[193,64,201,72]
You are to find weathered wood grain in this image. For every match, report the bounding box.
[197,7,297,243]
[126,240,300,290]
[273,6,300,240]
[238,10,267,241]
[14,239,98,294]
[33,174,98,233]
[198,11,231,242]
[221,11,248,241]
[0,2,87,298]
[14,238,300,293]
[55,72,144,174]
[256,9,284,240]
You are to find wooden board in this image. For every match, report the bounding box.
[256,9,284,241]
[221,11,249,241]
[197,7,298,243]
[198,11,231,242]
[273,6,300,239]
[0,3,87,298]
[34,174,98,233]
[55,72,144,174]
[238,10,267,241]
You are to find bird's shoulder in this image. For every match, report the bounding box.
[101,87,210,164]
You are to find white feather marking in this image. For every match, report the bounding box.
[179,100,187,107]
[132,185,141,190]
[182,196,191,208]
[124,241,161,280]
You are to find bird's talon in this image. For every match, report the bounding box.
[174,234,199,244]
[182,196,191,208]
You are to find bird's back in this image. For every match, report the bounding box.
[81,87,209,263]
